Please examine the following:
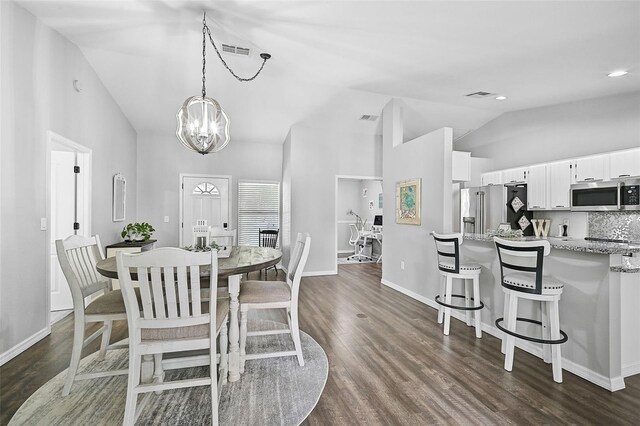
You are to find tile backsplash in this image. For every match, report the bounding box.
[588,212,640,242]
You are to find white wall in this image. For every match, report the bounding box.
[0,2,138,359]
[286,123,382,274]
[136,133,283,248]
[360,180,383,226]
[381,99,453,300]
[456,92,640,169]
[336,179,361,252]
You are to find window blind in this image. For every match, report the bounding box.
[238,181,280,247]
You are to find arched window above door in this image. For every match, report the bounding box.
[193,182,220,196]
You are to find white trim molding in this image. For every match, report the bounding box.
[0,327,50,366]
[381,278,626,392]
[303,270,338,277]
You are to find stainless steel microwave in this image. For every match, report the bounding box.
[570,179,640,211]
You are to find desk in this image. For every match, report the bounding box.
[96,246,282,382]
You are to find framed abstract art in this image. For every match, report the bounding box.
[396,178,421,225]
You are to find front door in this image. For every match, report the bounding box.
[181,176,230,246]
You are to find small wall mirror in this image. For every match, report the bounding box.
[113,173,126,222]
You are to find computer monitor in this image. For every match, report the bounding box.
[373,215,383,226]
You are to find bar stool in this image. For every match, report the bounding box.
[493,237,568,383]
[431,232,483,338]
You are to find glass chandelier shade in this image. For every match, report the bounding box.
[176,95,230,155]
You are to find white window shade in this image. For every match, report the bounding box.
[238,181,280,246]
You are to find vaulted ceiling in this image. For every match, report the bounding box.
[19,0,640,144]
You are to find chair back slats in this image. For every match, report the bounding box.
[288,233,311,295]
[190,265,202,316]
[348,224,360,245]
[494,237,550,295]
[163,266,179,319]
[56,235,108,308]
[259,229,279,248]
[117,248,216,332]
[431,232,462,274]
[210,228,237,247]
[177,267,190,317]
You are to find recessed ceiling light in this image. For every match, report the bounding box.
[608,70,628,77]
[495,96,507,100]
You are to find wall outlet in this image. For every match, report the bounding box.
[164,216,170,223]
[400,261,405,270]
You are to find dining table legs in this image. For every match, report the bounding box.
[227,273,241,382]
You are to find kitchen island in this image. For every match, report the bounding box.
[459,234,640,391]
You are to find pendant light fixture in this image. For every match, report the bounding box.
[176,12,271,155]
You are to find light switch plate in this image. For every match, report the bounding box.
[164,216,170,223]
[400,261,405,270]
[40,218,47,231]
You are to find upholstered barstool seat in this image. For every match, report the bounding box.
[239,280,291,304]
[431,232,483,338]
[438,261,481,273]
[502,273,564,294]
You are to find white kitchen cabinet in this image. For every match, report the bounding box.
[481,171,502,186]
[548,161,572,210]
[526,164,547,210]
[502,167,528,185]
[609,148,640,179]
[574,155,606,182]
[452,151,471,182]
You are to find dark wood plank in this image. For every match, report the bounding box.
[2,264,639,425]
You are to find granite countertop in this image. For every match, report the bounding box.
[463,233,640,255]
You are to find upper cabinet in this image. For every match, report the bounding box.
[502,167,528,185]
[452,151,471,182]
[526,164,547,210]
[609,148,640,179]
[548,161,572,210]
[481,171,502,186]
[574,155,606,182]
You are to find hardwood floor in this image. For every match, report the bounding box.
[2,264,639,425]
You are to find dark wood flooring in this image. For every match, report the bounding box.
[2,264,639,425]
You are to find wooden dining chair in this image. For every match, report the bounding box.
[258,228,279,277]
[117,248,229,426]
[56,234,135,396]
[209,227,236,248]
[239,233,311,371]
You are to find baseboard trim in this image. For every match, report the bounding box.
[380,278,625,392]
[623,361,640,378]
[303,270,337,277]
[337,250,353,254]
[50,310,73,325]
[0,327,50,366]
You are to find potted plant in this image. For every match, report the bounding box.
[121,222,155,242]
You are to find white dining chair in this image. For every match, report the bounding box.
[55,234,135,396]
[239,233,311,370]
[117,248,229,426]
[209,227,237,248]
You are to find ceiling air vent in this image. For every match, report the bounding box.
[221,44,251,56]
[359,115,379,121]
[465,91,495,99]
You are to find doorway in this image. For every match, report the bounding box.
[179,174,231,246]
[47,132,92,323]
[335,175,383,269]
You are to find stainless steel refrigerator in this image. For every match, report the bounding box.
[460,186,506,235]
[460,185,533,236]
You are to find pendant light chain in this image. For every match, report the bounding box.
[202,12,271,83]
[201,13,207,97]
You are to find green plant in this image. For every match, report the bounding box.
[121,222,155,241]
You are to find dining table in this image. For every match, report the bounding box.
[96,245,282,383]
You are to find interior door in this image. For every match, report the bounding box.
[50,151,76,311]
[181,176,230,246]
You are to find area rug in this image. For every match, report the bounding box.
[8,320,328,426]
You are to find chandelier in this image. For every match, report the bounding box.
[176,12,271,155]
